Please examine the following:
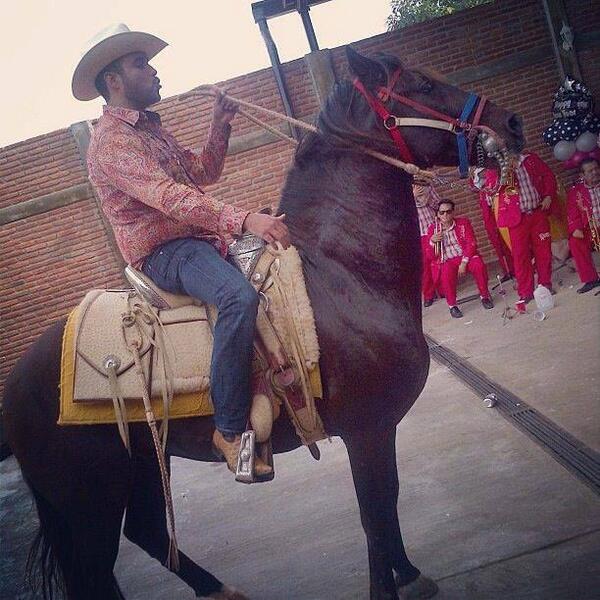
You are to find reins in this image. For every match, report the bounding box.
[188,84,438,182]
[188,74,507,187]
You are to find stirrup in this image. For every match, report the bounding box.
[235,431,275,484]
[235,430,256,483]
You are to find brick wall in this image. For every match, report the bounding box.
[1,0,599,398]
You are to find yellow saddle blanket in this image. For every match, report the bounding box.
[59,246,322,427]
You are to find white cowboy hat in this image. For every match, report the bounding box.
[72,23,168,101]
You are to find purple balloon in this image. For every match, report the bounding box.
[571,150,592,167]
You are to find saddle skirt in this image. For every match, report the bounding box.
[59,245,324,444]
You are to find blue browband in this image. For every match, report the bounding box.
[457,92,480,178]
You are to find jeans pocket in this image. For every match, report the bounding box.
[143,247,182,294]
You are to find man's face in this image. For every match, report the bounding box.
[581,160,600,187]
[437,202,454,226]
[117,52,161,108]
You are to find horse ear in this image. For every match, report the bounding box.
[346,46,386,89]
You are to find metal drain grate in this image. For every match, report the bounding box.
[426,334,600,495]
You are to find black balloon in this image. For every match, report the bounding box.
[543,78,596,146]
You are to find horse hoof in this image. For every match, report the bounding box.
[396,574,439,599]
[203,584,250,599]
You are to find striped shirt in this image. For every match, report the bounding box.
[586,184,600,222]
[414,184,441,236]
[515,155,541,213]
[439,221,463,262]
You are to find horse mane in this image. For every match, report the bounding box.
[295,52,403,164]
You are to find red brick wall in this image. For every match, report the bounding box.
[2,0,599,397]
[0,129,87,208]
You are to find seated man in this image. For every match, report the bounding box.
[567,158,600,294]
[427,200,494,319]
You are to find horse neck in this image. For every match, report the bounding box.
[280,150,421,299]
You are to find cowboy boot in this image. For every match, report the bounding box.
[212,430,273,477]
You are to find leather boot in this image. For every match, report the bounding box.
[213,430,273,477]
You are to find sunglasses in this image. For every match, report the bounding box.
[438,209,454,215]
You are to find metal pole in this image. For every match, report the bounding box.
[257,18,301,140]
[541,0,583,81]
[298,3,320,52]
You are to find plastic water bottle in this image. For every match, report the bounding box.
[534,284,554,312]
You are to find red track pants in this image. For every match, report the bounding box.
[484,221,514,276]
[439,255,490,307]
[421,235,437,301]
[508,210,552,299]
[569,230,599,283]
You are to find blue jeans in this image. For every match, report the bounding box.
[142,238,259,434]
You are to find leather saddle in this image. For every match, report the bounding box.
[120,236,326,481]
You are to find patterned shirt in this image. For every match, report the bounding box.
[87,106,248,268]
[429,221,463,262]
[515,154,541,213]
[413,184,441,236]
[586,184,600,222]
[441,222,464,261]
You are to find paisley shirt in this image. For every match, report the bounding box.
[87,105,248,268]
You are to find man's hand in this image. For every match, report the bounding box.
[541,196,552,210]
[431,231,443,243]
[572,229,585,239]
[213,91,238,128]
[458,261,468,276]
[243,213,290,248]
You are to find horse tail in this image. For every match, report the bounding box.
[25,482,70,600]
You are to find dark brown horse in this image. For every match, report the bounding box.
[3,47,524,600]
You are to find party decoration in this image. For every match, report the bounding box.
[562,155,579,170]
[542,77,599,170]
[575,131,598,152]
[553,139,576,161]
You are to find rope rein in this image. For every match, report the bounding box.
[191,84,436,181]
[119,297,180,572]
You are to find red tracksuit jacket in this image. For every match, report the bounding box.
[567,182,596,235]
[481,153,558,228]
[425,217,479,264]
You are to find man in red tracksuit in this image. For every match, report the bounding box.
[470,167,514,280]
[481,152,558,303]
[413,182,441,307]
[566,158,600,294]
[426,200,494,319]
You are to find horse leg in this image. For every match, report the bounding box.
[343,427,423,600]
[123,454,247,599]
[27,480,127,600]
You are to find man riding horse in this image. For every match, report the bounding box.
[72,23,290,479]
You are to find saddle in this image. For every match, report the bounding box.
[60,236,327,481]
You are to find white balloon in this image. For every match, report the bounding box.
[575,131,598,152]
[553,140,576,161]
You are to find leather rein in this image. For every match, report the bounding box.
[353,67,489,178]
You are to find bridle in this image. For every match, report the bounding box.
[353,67,490,178]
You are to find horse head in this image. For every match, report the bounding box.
[315,47,525,173]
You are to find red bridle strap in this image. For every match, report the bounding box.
[469,95,487,136]
[353,77,415,163]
